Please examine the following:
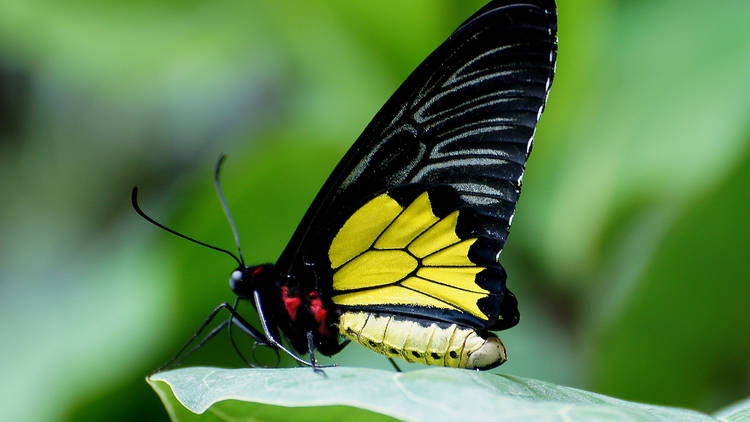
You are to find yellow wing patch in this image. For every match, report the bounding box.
[374,193,439,249]
[333,250,417,290]
[407,210,461,257]
[422,239,476,267]
[329,190,494,321]
[329,194,402,268]
[332,284,460,311]
[416,267,485,292]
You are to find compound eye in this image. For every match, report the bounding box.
[230,270,243,283]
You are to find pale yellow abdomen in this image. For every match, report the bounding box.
[338,311,507,370]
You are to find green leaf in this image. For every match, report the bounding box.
[148,367,729,421]
[714,397,750,422]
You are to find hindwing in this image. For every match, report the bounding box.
[328,185,518,330]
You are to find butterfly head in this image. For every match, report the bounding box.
[229,264,277,298]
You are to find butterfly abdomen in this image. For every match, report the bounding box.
[338,311,507,370]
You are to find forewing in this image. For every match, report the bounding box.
[277,0,557,303]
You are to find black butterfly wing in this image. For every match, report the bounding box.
[276,0,557,330]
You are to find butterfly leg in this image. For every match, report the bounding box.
[222,300,288,368]
[227,298,264,368]
[253,291,335,369]
[152,319,230,375]
[224,306,284,368]
[226,317,255,368]
[388,358,402,372]
[306,331,327,376]
[252,337,281,368]
[152,302,246,374]
[152,301,273,374]
[153,302,231,374]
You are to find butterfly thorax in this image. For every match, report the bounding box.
[276,275,346,356]
[230,263,344,357]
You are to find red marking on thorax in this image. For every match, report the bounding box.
[308,297,332,336]
[280,286,301,321]
[281,288,332,336]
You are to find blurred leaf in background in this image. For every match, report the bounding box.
[0,0,748,421]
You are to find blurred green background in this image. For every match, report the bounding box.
[1,0,749,420]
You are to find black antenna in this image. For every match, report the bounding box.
[132,187,243,267]
[214,153,245,266]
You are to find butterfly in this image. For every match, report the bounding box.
[135,0,557,371]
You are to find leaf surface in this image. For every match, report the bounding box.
[148,367,738,421]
